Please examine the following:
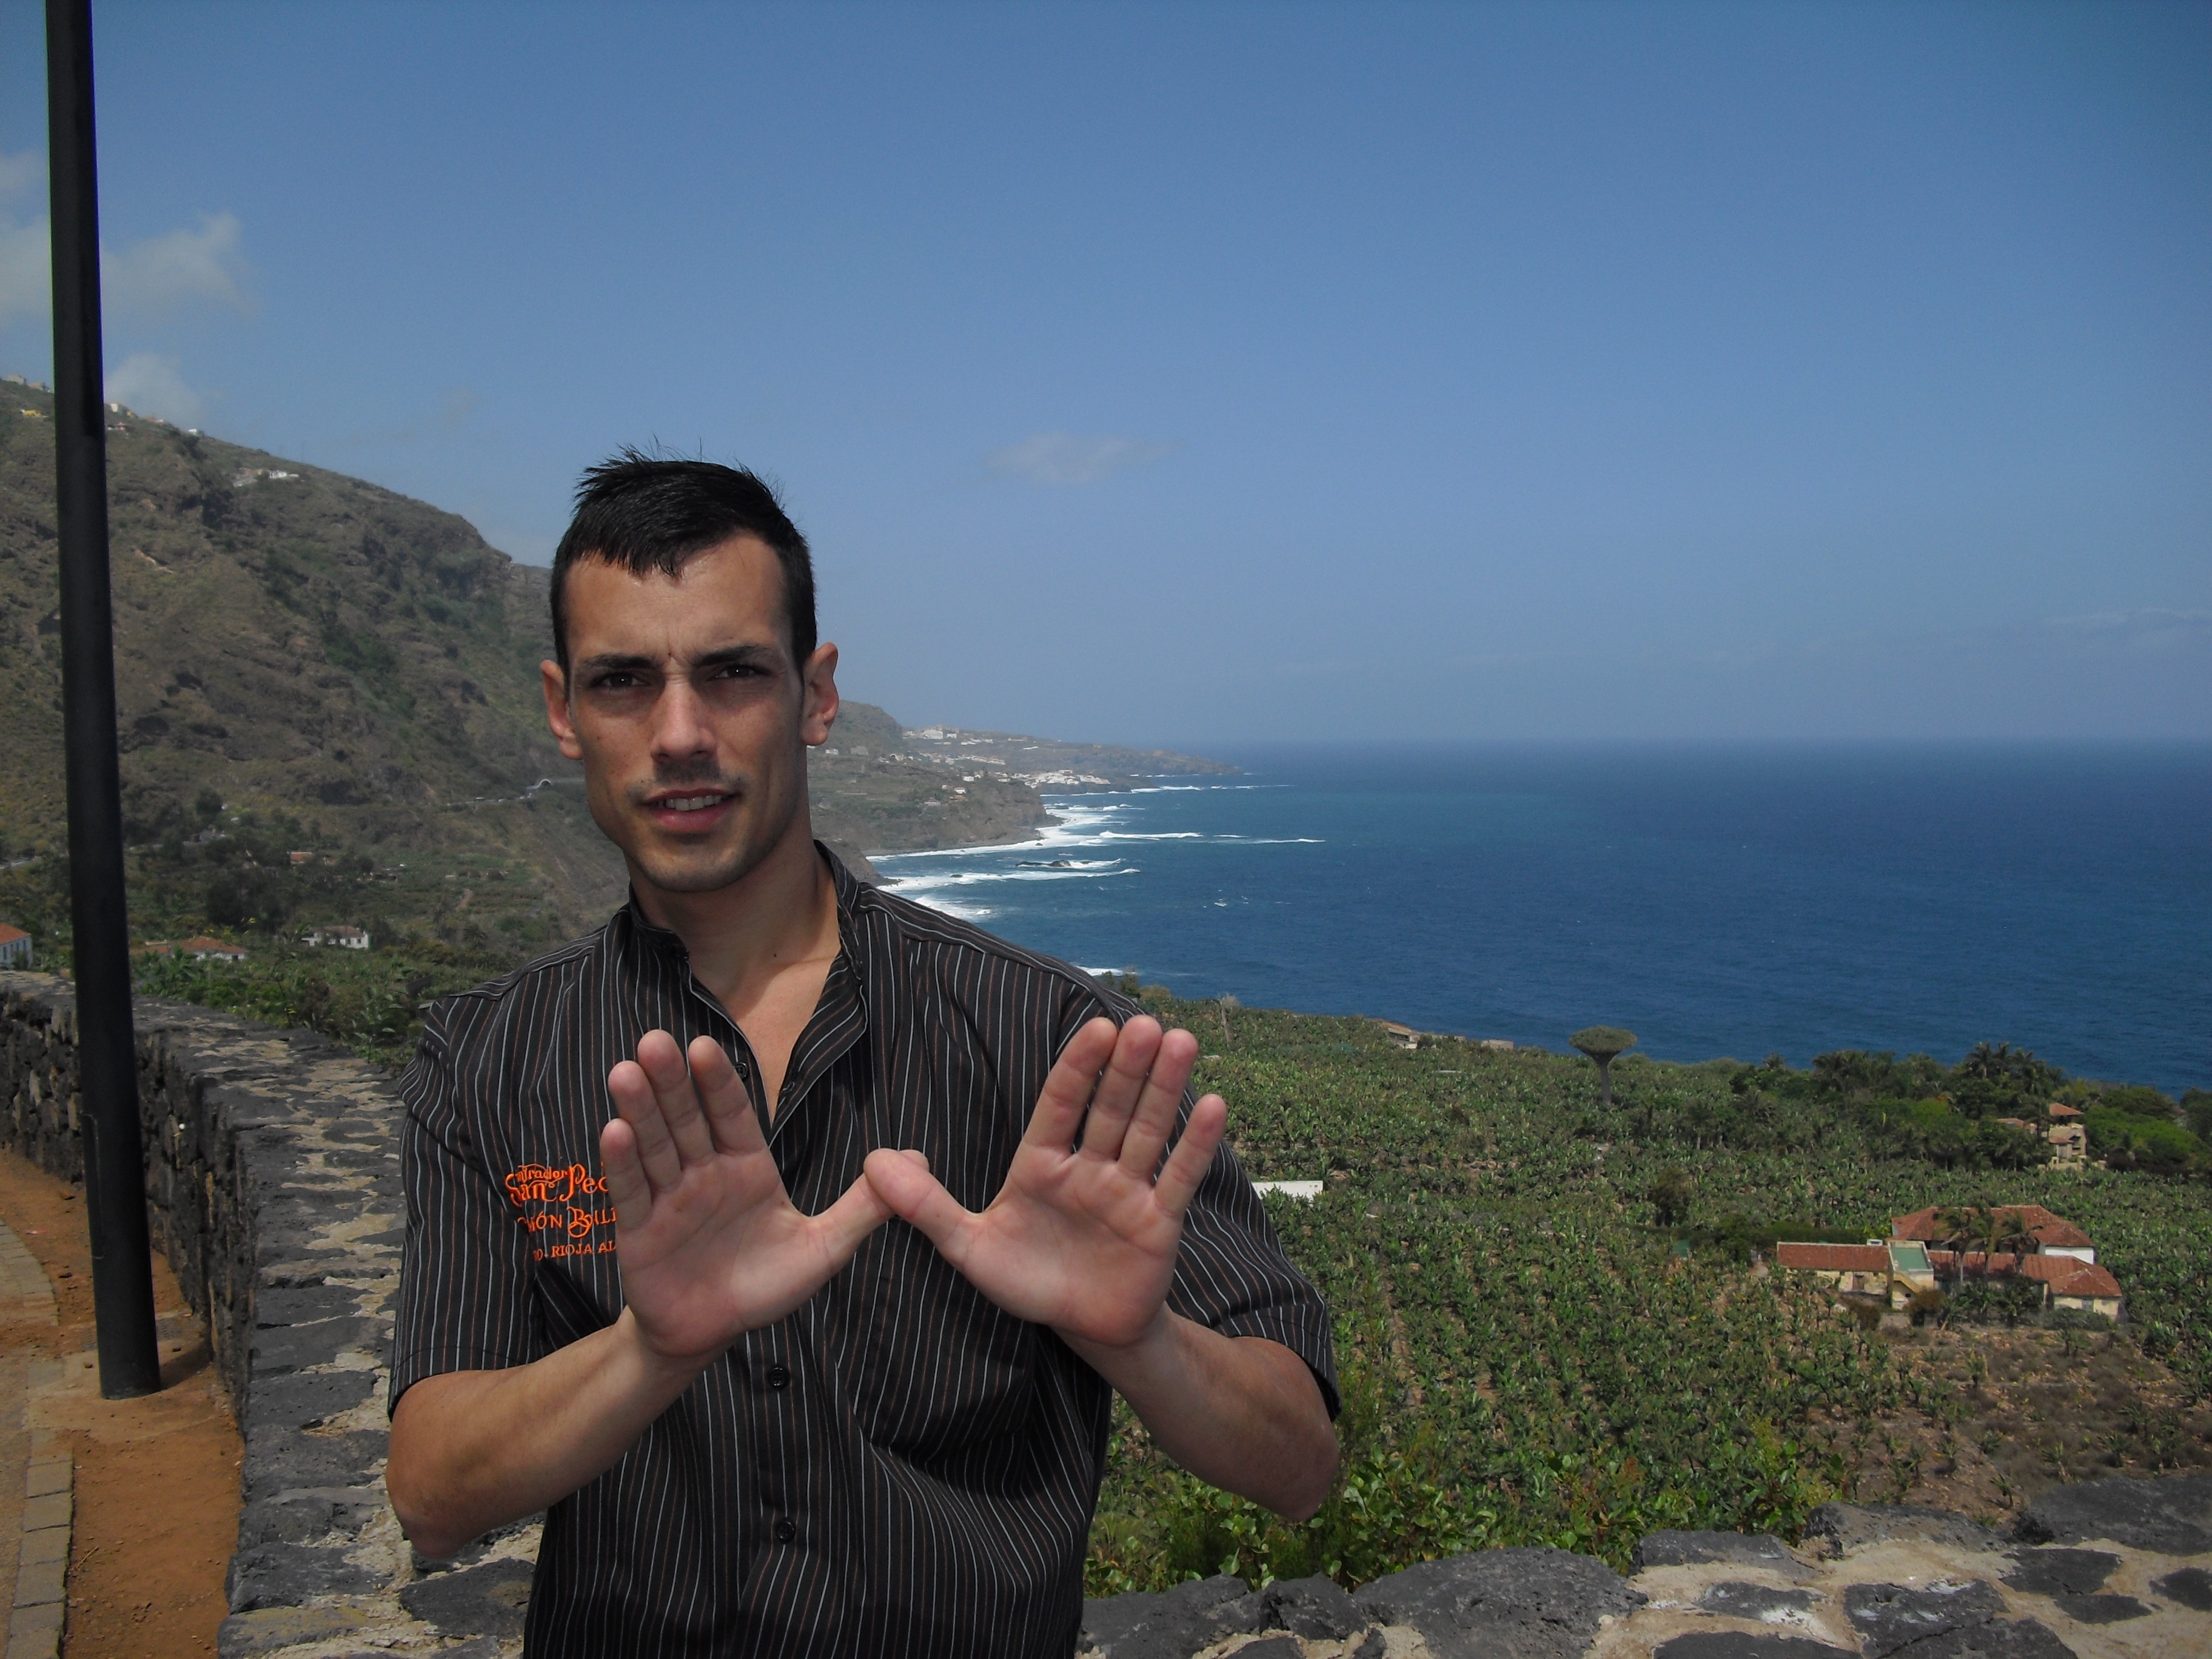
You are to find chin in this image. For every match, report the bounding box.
[632,845,762,894]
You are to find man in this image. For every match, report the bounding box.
[385,453,1338,1657]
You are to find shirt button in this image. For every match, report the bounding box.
[765,1364,790,1390]
[774,1517,796,1544]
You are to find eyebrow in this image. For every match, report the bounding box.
[574,643,783,678]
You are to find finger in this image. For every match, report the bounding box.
[1153,1093,1228,1219]
[1118,1025,1199,1179]
[1078,1016,1165,1163]
[635,1029,716,1167]
[862,1148,981,1273]
[805,1170,902,1270]
[600,1116,653,1235]
[608,1059,684,1195]
[688,1036,766,1157]
[1024,1018,1120,1153]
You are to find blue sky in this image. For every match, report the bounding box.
[2,1,2207,744]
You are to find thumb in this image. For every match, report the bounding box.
[863,1148,976,1266]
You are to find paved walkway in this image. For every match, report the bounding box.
[0,1219,68,1659]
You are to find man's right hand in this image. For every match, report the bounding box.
[390,1030,913,1558]
[603,1030,913,1366]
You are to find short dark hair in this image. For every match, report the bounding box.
[549,449,816,679]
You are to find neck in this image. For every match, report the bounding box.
[629,817,839,1011]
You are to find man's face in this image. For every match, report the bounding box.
[542,536,837,898]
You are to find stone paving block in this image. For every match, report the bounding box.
[2151,1565,2212,1612]
[1843,1579,2006,1658]
[1352,1546,1644,1659]
[399,1558,536,1641]
[1655,1636,1852,1659]
[2015,1473,2212,1554]
[10,1554,65,1607]
[15,1527,67,1567]
[20,1461,67,1500]
[8,1600,65,1658]
[16,1493,67,1532]
[2000,1548,2118,1597]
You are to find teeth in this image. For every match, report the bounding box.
[664,795,722,811]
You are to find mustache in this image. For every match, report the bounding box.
[631,762,745,801]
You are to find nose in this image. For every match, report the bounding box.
[649,674,716,765]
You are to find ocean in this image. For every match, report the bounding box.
[872,743,2212,1096]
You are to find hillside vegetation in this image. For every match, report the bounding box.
[1088,995,2212,1591]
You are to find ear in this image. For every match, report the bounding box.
[800,642,840,748]
[541,660,583,760]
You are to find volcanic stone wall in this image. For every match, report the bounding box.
[0,971,540,1657]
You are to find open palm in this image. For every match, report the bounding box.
[863,1015,1226,1351]
[602,1031,907,1363]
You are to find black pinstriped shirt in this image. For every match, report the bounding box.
[392,848,1338,1658]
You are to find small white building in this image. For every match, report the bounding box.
[0,923,32,968]
[306,926,371,951]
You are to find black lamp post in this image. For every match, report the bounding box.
[46,0,163,1399]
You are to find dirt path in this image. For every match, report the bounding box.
[0,1150,240,1659]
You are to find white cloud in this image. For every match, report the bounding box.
[104,212,251,319]
[0,182,253,327]
[985,430,1172,485]
[106,353,205,426]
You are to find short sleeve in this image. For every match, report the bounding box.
[390,999,543,1410]
[1059,980,1341,1419]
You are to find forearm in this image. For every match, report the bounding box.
[386,1310,713,1558]
[1068,1315,1337,1520]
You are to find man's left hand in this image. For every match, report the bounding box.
[862,1014,1222,1353]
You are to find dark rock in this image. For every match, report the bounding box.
[1845,1579,2006,1658]
[225,1542,384,1611]
[1699,1581,1821,1620]
[216,1604,375,1657]
[2152,1566,2212,1611]
[1232,1640,1304,1659]
[241,1427,386,1501]
[1885,1618,2077,1658]
[244,1367,377,1433]
[1347,1634,1389,1659]
[1352,1546,1645,1659]
[1636,1530,1811,1578]
[236,1489,383,1545]
[2014,1473,2212,1555]
[1079,1575,1262,1658]
[399,1557,535,1640]
[1806,1503,2006,1557]
[2051,1594,2150,1625]
[2000,1549,2119,1597]
[249,1313,387,1374]
[1258,1573,1372,1640]
[1655,1637,1853,1659]
[253,1283,361,1324]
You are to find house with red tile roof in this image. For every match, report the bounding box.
[0,922,30,968]
[1889,1204,2096,1261]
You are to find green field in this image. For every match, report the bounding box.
[1087,996,2212,1591]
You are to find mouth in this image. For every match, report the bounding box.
[643,789,736,831]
